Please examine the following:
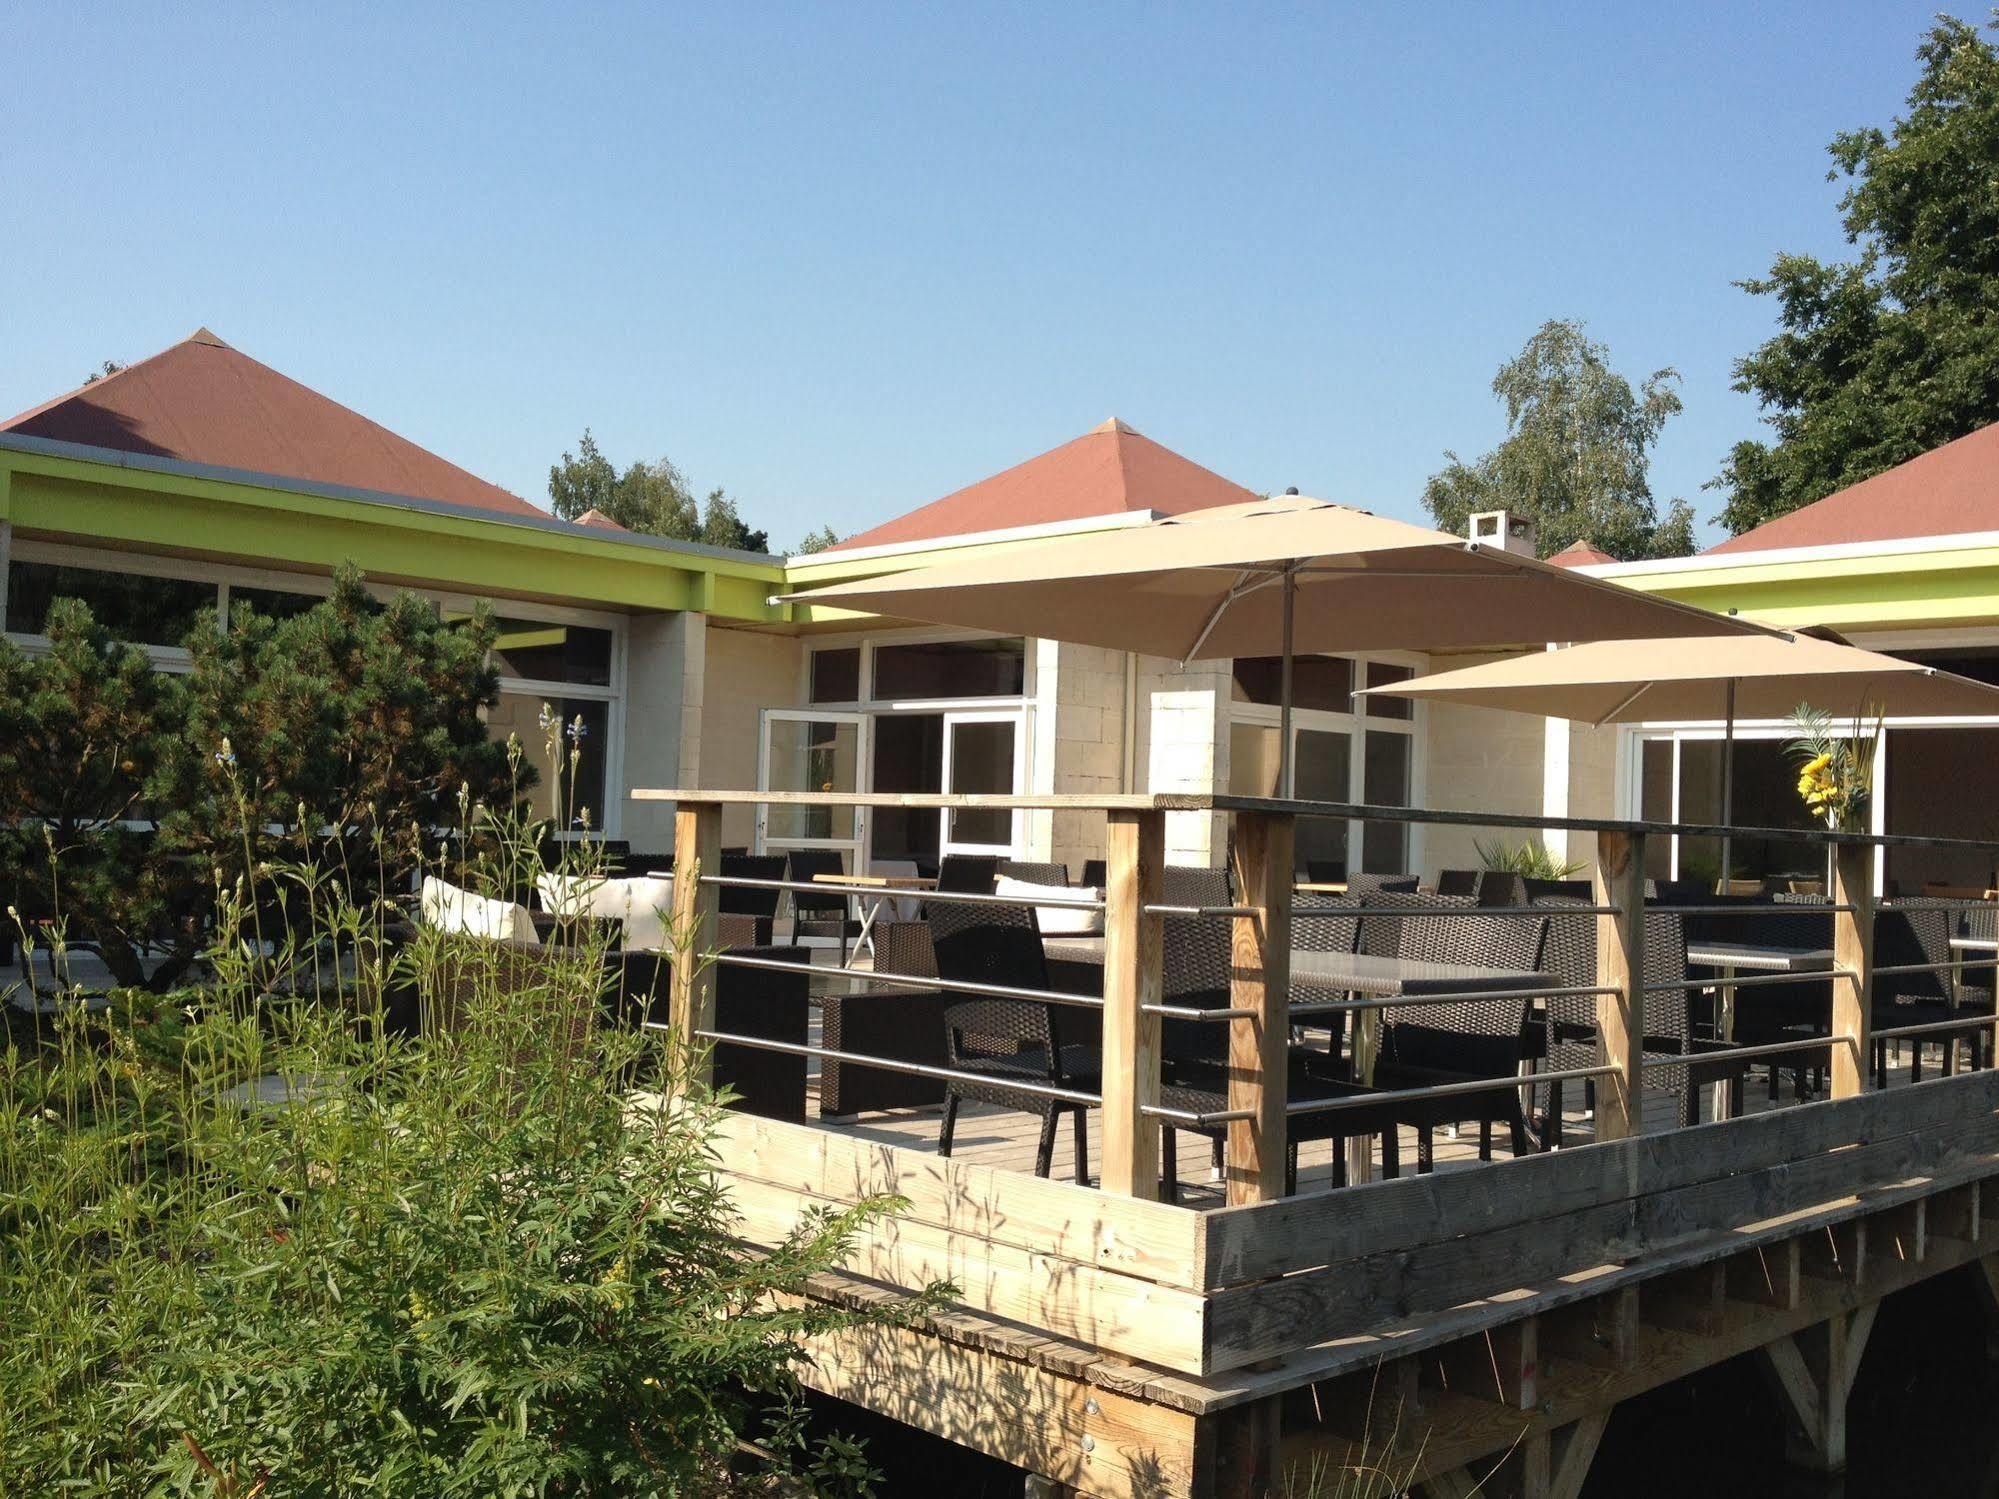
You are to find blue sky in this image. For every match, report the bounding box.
[1,3,1950,551]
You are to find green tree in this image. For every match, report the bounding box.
[82,359,126,386]
[1422,319,1695,560]
[794,524,842,554]
[0,599,183,988]
[157,568,516,917]
[548,430,769,552]
[695,487,769,552]
[1717,14,1999,534]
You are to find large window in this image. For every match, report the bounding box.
[490,617,613,687]
[2,545,630,837]
[1633,731,1850,887]
[808,646,861,704]
[490,694,611,830]
[872,637,1024,699]
[1226,652,1420,878]
[1232,655,1353,713]
[466,609,623,836]
[763,632,1032,865]
[6,561,214,646]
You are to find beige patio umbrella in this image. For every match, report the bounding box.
[778,495,1772,795]
[1358,630,1999,880]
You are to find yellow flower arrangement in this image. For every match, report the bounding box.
[1785,706,1881,833]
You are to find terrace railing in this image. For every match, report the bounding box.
[638,787,1999,1207]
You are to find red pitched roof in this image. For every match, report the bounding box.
[1,328,542,519]
[1707,421,1999,556]
[826,418,1258,551]
[1549,539,1616,568]
[574,507,627,531]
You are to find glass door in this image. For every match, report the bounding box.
[757,709,867,872]
[939,709,1024,857]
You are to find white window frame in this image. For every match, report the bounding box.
[939,707,1029,856]
[783,627,1037,860]
[754,707,869,865]
[1223,650,1427,875]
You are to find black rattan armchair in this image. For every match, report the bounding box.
[1360,894,1551,1168]
[927,897,1098,1180]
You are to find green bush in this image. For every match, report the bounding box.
[1,753,924,1494]
[1472,836,1586,882]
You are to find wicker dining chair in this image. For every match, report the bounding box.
[935,855,1003,894]
[1956,903,1999,1057]
[1291,891,1364,1062]
[1146,869,1401,1196]
[781,849,862,962]
[717,853,785,947]
[1874,899,1967,1081]
[926,896,1098,1180]
[1436,869,1480,897]
[1532,896,1699,1134]
[1366,894,1550,1168]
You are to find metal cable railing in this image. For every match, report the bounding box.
[1284,1064,1618,1117]
[664,846,1999,1176]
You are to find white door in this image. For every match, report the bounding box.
[939,709,1025,857]
[756,709,868,872]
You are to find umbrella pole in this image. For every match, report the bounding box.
[1278,568,1296,800]
[1719,679,1736,890]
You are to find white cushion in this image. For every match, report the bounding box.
[420,875,540,948]
[536,871,675,952]
[995,875,1103,936]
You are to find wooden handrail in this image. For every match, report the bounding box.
[636,786,1999,853]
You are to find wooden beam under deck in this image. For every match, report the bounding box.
[772,1173,1999,1497]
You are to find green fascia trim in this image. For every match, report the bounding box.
[1612,548,1999,631]
[0,450,787,622]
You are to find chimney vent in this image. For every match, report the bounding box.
[1469,510,1537,558]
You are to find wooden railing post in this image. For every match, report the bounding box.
[1830,841,1875,1100]
[1228,811,1294,1205]
[1592,829,1647,1140]
[1101,808,1166,1199]
[668,799,723,1094]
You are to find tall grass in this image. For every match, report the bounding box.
[0,723,924,1495]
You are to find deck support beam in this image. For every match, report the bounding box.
[1830,842,1874,1101]
[668,800,722,1092]
[1227,811,1294,1206]
[1757,1305,1879,1475]
[1516,1411,1609,1499]
[1591,829,1646,1140]
[1964,1253,1999,1362]
[1101,808,1166,1199]
[1195,1392,1283,1499]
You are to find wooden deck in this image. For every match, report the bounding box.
[719,1065,1999,1498]
[654,789,1999,1497]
